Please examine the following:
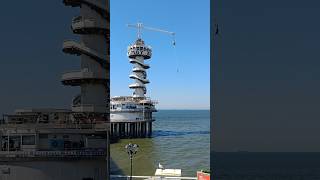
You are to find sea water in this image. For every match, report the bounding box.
[110,110,210,177]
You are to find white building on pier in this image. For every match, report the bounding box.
[110,38,157,138]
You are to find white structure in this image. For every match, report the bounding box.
[155,168,182,178]
[110,36,156,138]
[128,38,152,97]
[111,37,156,123]
[110,23,174,139]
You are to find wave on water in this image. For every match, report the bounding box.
[152,130,210,137]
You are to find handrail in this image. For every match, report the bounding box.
[110,118,155,123]
[0,150,106,158]
[129,74,149,84]
[72,104,106,107]
[129,59,150,69]
[110,175,197,179]
[71,16,108,30]
[0,122,108,130]
[63,40,109,68]
[111,108,156,112]
[63,0,108,19]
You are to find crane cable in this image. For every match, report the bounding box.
[172,35,180,73]
[213,17,222,80]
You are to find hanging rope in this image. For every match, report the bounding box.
[213,17,223,80]
[172,35,180,73]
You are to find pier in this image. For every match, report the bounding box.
[110,36,158,139]
[110,23,175,139]
[110,95,157,139]
[110,120,154,139]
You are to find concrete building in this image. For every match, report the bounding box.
[0,0,110,179]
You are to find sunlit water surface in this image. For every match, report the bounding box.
[110,110,210,177]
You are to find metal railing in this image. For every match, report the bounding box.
[111,175,197,179]
[110,108,155,112]
[0,122,107,130]
[110,118,155,123]
[0,150,106,158]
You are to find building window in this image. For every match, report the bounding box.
[22,135,36,145]
[39,134,48,139]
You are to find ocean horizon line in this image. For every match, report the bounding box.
[157,108,210,111]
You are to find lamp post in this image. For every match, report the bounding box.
[125,143,139,180]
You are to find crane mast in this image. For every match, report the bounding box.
[127,22,176,46]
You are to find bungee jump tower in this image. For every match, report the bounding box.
[110,37,157,139]
[110,23,175,139]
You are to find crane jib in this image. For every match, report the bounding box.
[127,22,175,44]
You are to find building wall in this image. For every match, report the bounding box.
[0,160,107,180]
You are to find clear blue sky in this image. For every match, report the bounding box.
[110,0,210,110]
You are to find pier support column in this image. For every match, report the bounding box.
[147,122,152,137]
[123,123,125,137]
[143,122,146,137]
[117,123,120,137]
[141,122,144,137]
[121,123,125,137]
[126,123,129,137]
[110,123,113,137]
[125,123,127,137]
[131,123,133,137]
[146,122,149,137]
[138,122,141,137]
[133,123,136,137]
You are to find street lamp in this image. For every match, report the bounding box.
[125,143,139,180]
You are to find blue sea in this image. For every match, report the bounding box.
[110,110,210,177]
[109,110,320,179]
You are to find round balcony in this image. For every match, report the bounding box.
[71,16,108,34]
[127,45,152,59]
[62,40,109,68]
[63,0,109,19]
[129,59,149,69]
[129,74,149,84]
[61,70,108,86]
[129,83,145,89]
[72,104,107,113]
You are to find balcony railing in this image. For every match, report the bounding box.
[0,150,106,158]
[0,122,108,130]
